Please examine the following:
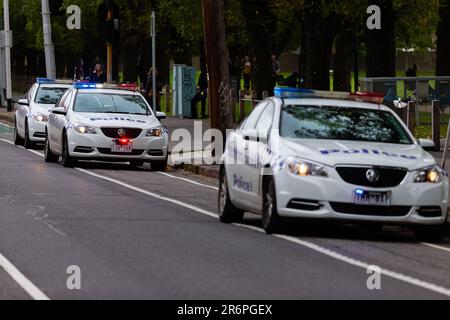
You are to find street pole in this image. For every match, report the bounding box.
[41,0,56,79]
[151,11,156,113]
[3,0,12,111]
[106,1,113,84]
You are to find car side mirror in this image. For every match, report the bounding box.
[18,98,29,106]
[52,107,67,116]
[418,138,435,151]
[156,111,167,120]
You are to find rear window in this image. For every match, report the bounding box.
[73,93,151,115]
[280,105,412,145]
[35,86,68,104]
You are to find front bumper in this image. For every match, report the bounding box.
[67,131,168,162]
[274,168,449,226]
[28,119,47,142]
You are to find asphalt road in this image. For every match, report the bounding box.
[0,121,450,300]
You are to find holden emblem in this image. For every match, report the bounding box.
[118,128,126,137]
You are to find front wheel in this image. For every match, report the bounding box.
[218,168,244,223]
[61,134,77,167]
[14,119,24,146]
[150,157,168,172]
[262,178,282,234]
[414,224,446,243]
[44,133,59,163]
[23,121,35,149]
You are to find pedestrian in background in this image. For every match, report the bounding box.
[145,67,161,111]
[271,54,281,89]
[242,56,252,94]
[191,71,208,119]
[91,64,106,83]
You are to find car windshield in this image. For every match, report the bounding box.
[73,93,151,115]
[35,87,68,104]
[280,105,413,145]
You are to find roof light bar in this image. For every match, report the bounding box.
[74,82,97,89]
[36,78,55,84]
[274,87,386,105]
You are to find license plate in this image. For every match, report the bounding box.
[354,190,391,206]
[111,144,133,153]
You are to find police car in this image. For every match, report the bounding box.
[44,82,169,171]
[219,88,449,242]
[14,78,72,148]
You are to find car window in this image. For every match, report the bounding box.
[73,93,151,115]
[61,92,73,111]
[34,86,68,104]
[280,105,413,145]
[241,101,268,130]
[255,102,274,133]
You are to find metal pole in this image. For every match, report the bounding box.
[3,0,12,111]
[41,0,56,79]
[106,4,113,83]
[151,11,156,113]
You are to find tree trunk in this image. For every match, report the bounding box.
[241,0,275,97]
[365,0,396,77]
[203,0,233,132]
[436,0,450,76]
[334,27,353,92]
[303,0,335,90]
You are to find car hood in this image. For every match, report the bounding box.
[281,138,436,171]
[33,103,55,116]
[72,112,161,129]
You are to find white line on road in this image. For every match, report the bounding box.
[0,121,13,128]
[421,242,450,253]
[2,137,450,298]
[0,252,50,300]
[158,171,219,191]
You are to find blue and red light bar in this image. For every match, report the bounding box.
[274,87,385,105]
[74,82,97,89]
[36,78,55,84]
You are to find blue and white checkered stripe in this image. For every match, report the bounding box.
[64,121,74,130]
[26,111,34,119]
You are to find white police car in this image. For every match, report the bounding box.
[44,82,169,170]
[219,88,449,242]
[14,78,72,148]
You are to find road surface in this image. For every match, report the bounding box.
[0,121,450,300]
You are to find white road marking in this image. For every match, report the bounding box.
[0,252,50,300]
[2,137,450,298]
[158,171,219,191]
[0,121,13,128]
[421,242,450,253]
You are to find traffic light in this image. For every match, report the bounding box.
[97,0,120,43]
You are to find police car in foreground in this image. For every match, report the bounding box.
[219,88,448,242]
[44,82,168,171]
[14,78,72,148]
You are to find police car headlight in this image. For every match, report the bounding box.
[146,127,163,137]
[414,165,442,183]
[74,124,97,134]
[33,114,48,122]
[287,157,328,177]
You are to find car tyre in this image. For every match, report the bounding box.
[218,167,244,223]
[414,224,445,243]
[262,177,282,234]
[44,132,59,163]
[14,118,24,146]
[23,121,35,149]
[61,133,76,167]
[150,157,168,172]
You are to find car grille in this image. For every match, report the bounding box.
[101,127,142,139]
[330,202,411,217]
[97,148,145,156]
[335,166,407,188]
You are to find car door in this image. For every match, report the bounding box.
[246,101,275,206]
[17,85,36,137]
[226,101,268,208]
[49,91,72,154]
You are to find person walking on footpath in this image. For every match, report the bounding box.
[191,71,208,119]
